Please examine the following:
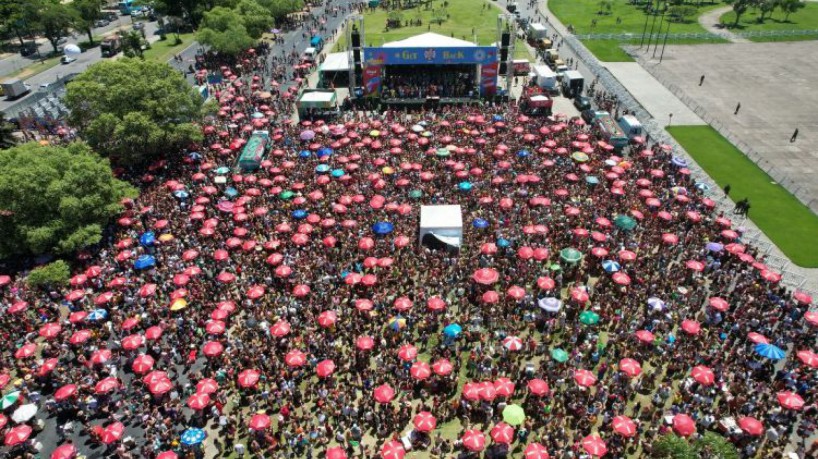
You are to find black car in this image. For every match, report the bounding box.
[573,96,592,111]
[581,109,596,125]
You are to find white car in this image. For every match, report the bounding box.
[60,56,77,64]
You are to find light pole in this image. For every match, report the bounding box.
[668,113,673,126]
[659,18,672,62]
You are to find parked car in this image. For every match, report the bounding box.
[60,55,77,64]
[95,19,110,27]
[20,41,38,56]
[133,22,145,31]
[581,109,596,125]
[573,95,592,111]
[56,37,68,45]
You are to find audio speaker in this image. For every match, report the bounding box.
[353,49,361,66]
[499,48,508,62]
[351,31,361,48]
[499,63,508,75]
[500,32,510,47]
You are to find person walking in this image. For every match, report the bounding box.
[791,128,799,142]
[734,102,741,115]
[699,75,705,86]
[723,184,731,196]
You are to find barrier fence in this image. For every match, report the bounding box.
[574,29,818,41]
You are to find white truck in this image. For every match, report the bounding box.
[1,79,31,99]
[618,114,644,139]
[561,70,584,98]
[530,64,557,91]
[527,23,548,40]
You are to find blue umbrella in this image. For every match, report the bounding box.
[585,176,599,185]
[88,309,108,321]
[188,152,202,161]
[139,232,156,247]
[252,112,264,119]
[181,428,207,446]
[517,150,530,158]
[315,164,330,173]
[173,190,189,200]
[497,238,511,248]
[458,182,473,191]
[331,169,345,178]
[317,147,333,158]
[671,156,687,167]
[602,260,621,273]
[538,297,562,312]
[647,297,666,310]
[493,114,504,122]
[214,167,230,175]
[695,182,711,193]
[473,218,489,229]
[706,242,724,252]
[292,210,308,220]
[754,343,786,360]
[372,222,394,235]
[133,255,156,270]
[224,187,239,198]
[443,323,463,338]
[299,150,311,159]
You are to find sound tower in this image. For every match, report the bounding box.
[499,31,510,76]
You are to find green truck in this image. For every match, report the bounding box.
[593,111,628,150]
[237,131,270,171]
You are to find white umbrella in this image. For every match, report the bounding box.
[538,297,562,312]
[63,44,81,55]
[647,297,666,311]
[11,403,37,423]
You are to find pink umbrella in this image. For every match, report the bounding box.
[132,354,154,374]
[582,434,607,457]
[316,359,336,378]
[196,378,219,394]
[285,350,307,367]
[494,377,515,397]
[432,359,453,376]
[573,369,597,387]
[410,361,431,380]
[618,358,642,377]
[187,393,211,410]
[490,422,515,444]
[203,341,224,357]
[380,440,405,459]
[472,268,499,284]
[462,429,486,452]
[317,311,337,328]
[672,414,696,437]
[778,391,805,410]
[373,384,395,404]
[413,411,437,432]
[249,414,271,430]
[398,344,418,361]
[691,365,715,385]
[635,330,655,343]
[427,297,447,311]
[356,336,375,351]
[54,384,78,401]
[612,416,637,437]
[393,297,413,311]
[237,369,261,388]
[524,443,550,459]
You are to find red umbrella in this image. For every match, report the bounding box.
[612,415,637,437]
[507,285,526,300]
[54,384,78,401]
[270,320,291,337]
[472,268,499,284]
[275,265,293,278]
[120,317,139,330]
[216,272,236,283]
[537,277,556,290]
[249,413,271,430]
[373,384,395,404]
[94,377,119,394]
[94,292,114,306]
[354,299,373,311]
[432,359,453,376]
[316,360,336,378]
[708,297,729,312]
[462,429,486,452]
[685,260,705,272]
[681,320,700,335]
[139,283,157,297]
[293,284,311,297]
[187,393,211,410]
[618,250,637,262]
[573,369,597,387]
[462,382,481,401]
[4,425,32,446]
[39,322,62,339]
[413,411,437,432]
[65,290,85,302]
[358,237,375,250]
[182,249,199,261]
[285,350,307,367]
[101,422,124,444]
[8,301,28,314]
[805,311,818,327]
[398,344,418,361]
[778,391,805,410]
[570,287,590,303]
[494,377,515,397]
[410,361,431,380]
[481,243,498,255]
[672,414,696,437]
[156,452,177,459]
[747,332,769,344]
[246,285,266,299]
[491,422,515,444]
[524,443,550,459]
[148,378,173,395]
[238,369,261,388]
[738,417,764,436]
[203,341,224,357]
[582,434,607,457]
[794,291,813,305]
[393,296,413,311]
[618,358,642,377]
[196,378,219,394]
[482,290,500,304]
[527,378,550,396]
[612,272,631,285]
[427,297,447,311]
[356,336,375,351]
[51,443,78,459]
[15,343,37,359]
[317,311,337,328]
[691,366,715,385]
[132,354,155,374]
[797,350,818,368]
[326,447,347,459]
[205,320,226,334]
[380,440,405,459]
[91,349,112,364]
[121,334,144,350]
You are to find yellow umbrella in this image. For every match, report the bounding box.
[158,234,174,242]
[382,167,394,175]
[38,140,49,146]
[170,298,188,311]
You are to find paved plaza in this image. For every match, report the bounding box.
[641,41,818,212]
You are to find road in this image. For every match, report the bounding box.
[0,17,160,114]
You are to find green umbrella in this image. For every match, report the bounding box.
[279,190,294,200]
[571,152,589,162]
[551,348,569,363]
[550,264,562,271]
[409,189,423,199]
[1,391,20,410]
[579,310,600,325]
[436,148,450,157]
[614,215,637,231]
[502,404,526,426]
[560,248,583,264]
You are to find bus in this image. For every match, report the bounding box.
[237,131,270,171]
[118,0,142,15]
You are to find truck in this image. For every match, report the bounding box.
[310,35,324,52]
[2,79,31,99]
[544,49,559,65]
[561,70,584,98]
[512,59,530,76]
[530,64,557,92]
[519,85,553,116]
[100,35,122,57]
[618,114,643,139]
[237,131,270,171]
[527,23,548,40]
[594,111,629,149]
[302,47,318,63]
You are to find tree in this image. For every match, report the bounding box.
[196,6,256,55]
[779,0,804,20]
[64,58,204,164]
[121,30,149,58]
[256,0,305,22]
[651,434,697,459]
[26,0,75,54]
[725,0,752,26]
[236,0,274,38]
[0,142,137,258]
[651,433,739,459]
[26,260,71,288]
[0,0,32,47]
[71,0,105,45]
[668,5,697,22]
[694,432,739,459]
[0,115,18,150]
[756,0,778,22]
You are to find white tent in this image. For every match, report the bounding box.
[419,205,463,247]
[319,52,352,73]
[382,32,477,48]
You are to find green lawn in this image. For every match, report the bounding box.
[720,2,818,42]
[667,125,818,267]
[142,33,195,63]
[3,55,62,80]
[584,39,634,61]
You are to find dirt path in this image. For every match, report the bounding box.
[698,6,751,43]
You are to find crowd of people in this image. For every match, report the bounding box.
[1,24,817,459]
[381,68,478,100]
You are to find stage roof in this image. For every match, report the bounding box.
[319,52,351,72]
[382,33,477,48]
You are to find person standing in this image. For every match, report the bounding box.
[699,75,705,86]
[734,102,741,115]
[723,184,731,196]
[791,128,799,142]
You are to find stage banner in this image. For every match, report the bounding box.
[480,62,498,96]
[364,47,498,65]
[362,56,384,97]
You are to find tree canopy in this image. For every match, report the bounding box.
[0,142,136,258]
[25,0,75,54]
[64,58,203,164]
[196,6,257,55]
[70,0,106,45]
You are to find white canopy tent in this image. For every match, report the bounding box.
[419,205,463,248]
[382,32,477,48]
[319,52,352,73]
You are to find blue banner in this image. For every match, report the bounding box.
[364,47,498,66]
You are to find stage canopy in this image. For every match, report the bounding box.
[420,205,463,248]
[382,32,477,48]
[319,52,351,73]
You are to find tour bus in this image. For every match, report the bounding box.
[237,131,270,171]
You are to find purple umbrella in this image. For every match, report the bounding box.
[706,242,724,252]
[300,130,316,141]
